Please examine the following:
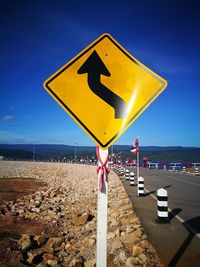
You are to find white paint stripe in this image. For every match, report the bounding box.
[144,187,200,239]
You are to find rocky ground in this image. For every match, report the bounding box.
[0,161,162,266]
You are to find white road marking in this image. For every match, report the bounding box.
[144,187,200,239]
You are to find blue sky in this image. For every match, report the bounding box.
[0,0,199,147]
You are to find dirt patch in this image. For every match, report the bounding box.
[0,178,47,203]
[0,178,52,265]
[0,216,60,264]
[0,216,57,236]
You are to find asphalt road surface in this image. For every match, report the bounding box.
[120,168,200,267]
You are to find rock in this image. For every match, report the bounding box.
[34,235,46,246]
[117,203,132,212]
[139,252,147,262]
[85,259,96,267]
[120,215,136,224]
[107,232,115,239]
[132,245,144,256]
[59,242,66,251]
[43,253,58,266]
[133,229,142,239]
[63,254,74,266]
[126,226,134,234]
[35,200,41,207]
[24,211,38,219]
[73,213,89,226]
[0,161,162,267]
[18,234,32,251]
[141,240,149,249]
[70,262,81,267]
[110,218,118,226]
[16,209,24,215]
[69,255,84,267]
[36,262,48,267]
[45,237,63,253]
[142,234,147,240]
[115,229,120,237]
[107,254,118,267]
[88,238,95,245]
[120,233,139,244]
[119,251,126,262]
[11,205,16,212]
[31,207,40,213]
[50,190,57,198]
[110,239,123,254]
[26,247,45,264]
[65,243,71,250]
[125,256,138,267]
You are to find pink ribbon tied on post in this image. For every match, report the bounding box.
[96,146,110,192]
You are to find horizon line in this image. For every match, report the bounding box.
[0,143,199,148]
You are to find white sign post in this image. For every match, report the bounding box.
[43,32,167,267]
[96,146,109,267]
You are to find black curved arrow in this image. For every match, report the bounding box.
[77,50,127,119]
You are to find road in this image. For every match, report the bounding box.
[120,167,200,267]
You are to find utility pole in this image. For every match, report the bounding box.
[74,143,77,161]
[33,145,35,161]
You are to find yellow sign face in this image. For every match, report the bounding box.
[43,33,167,149]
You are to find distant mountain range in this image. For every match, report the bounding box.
[0,144,200,162]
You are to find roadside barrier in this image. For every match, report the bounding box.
[119,167,124,176]
[129,171,135,185]
[137,177,144,196]
[195,168,199,176]
[156,188,169,223]
[123,166,126,177]
[183,166,186,173]
[125,169,130,180]
[116,164,119,173]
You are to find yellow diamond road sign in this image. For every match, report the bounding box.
[43,33,167,149]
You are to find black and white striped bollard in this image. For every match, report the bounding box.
[115,164,117,171]
[129,172,135,185]
[156,188,169,223]
[116,164,119,172]
[118,165,122,173]
[195,168,199,176]
[125,169,130,180]
[119,167,124,176]
[183,166,186,174]
[137,177,144,196]
[123,166,126,177]
[119,166,124,176]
